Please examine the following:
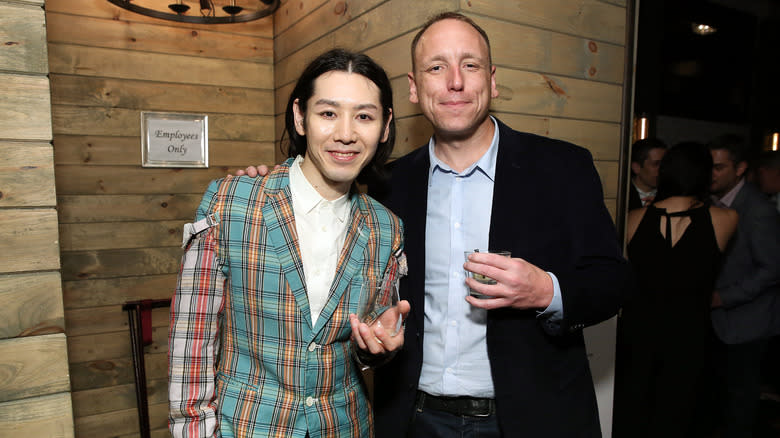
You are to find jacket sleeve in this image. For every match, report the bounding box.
[168,183,226,438]
[554,148,632,335]
[719,197,780,308]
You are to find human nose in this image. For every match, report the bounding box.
[333,117,356,143]
[448,67,464,91]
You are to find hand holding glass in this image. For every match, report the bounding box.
[464,249,512,299]
[356,279,403,337]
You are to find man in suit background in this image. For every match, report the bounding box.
[371,12,631,438]
[628,138,667,210]
[707,134,780,438]
[168,49,409,438]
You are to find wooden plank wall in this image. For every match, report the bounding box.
[273,0,627,218]
[0,0,75,436]
[44,1,275,436]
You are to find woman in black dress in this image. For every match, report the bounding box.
[614,142,738,437]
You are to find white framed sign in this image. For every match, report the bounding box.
[141,111,208,168]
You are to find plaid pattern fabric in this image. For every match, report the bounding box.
[169,159,404,438]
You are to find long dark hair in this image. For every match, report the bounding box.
[655,141,712,203]
[284,48,395,186]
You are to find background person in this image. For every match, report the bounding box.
[614,142,737,437]
[628,138,668,210]
[704,134,780,438]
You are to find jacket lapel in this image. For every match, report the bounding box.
[488,120,535,252]
[402,150,431,333]
[262,185,312,328]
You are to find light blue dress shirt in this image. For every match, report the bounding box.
[418,117,562,398]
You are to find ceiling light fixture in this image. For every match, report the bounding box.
[107,0,279,24]
[692,23,717,36]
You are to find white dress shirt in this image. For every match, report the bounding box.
[289,156,350,325]
[418,117,563,398]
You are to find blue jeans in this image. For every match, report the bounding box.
[408,403,501,438]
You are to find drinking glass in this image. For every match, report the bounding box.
[463,249,511,299]
[356,279,403,337]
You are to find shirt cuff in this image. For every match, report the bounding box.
[536,272,563,334]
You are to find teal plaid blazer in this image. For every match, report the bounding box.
[169,159,404,438]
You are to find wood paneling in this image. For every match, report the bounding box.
[70,353,167,391]
[46,12,272,61]
[61,247,182,281]
[60,221,185,251]
[0,393,75,438]
[63,275,177,310]
[492,69,623,122]
[473,15,625,83]
[55,165,233,195]
[0,209,60,273]
[0,142,56,207]
[54,135,275,168]
[66,305,168,337]
[0,2,48,74]
[50,75,274,115]
[363,31,415,79]
[0,334,70,402]
[67,326,168,364]
[0,272,65,339]
[1,0,71,434]
[461,0,626,45]
[51,105,274,140]
[274,0,384,60]
[0,73,52,141]
[57,195,201,223]
[274,0,458,87]
[72,378,167,418]
[48,43,273,89]
[75,401,169,438]
[274,0,329,35]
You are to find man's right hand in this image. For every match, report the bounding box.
[235,165,271,178]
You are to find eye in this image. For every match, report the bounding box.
[320,111,336,119]
[464,62,480,70]
[427,65,444,73]
[357,113,374,121]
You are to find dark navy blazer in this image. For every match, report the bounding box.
[372,119,631,437]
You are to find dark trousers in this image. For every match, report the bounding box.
[408,393,501,438]
[699,334,769,438]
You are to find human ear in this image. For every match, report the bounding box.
[293,98,306,136]
[408,72,419,104]
[381,109,393,143]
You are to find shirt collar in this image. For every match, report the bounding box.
[427,116,499,182]
[289,155,350,222]
[715,178,745,208]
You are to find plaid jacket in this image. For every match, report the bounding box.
[169,160,404,438]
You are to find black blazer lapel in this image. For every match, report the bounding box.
[392,149,430,333]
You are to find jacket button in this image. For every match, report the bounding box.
[305,396,315,407]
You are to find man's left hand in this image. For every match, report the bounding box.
[464,252,554,310]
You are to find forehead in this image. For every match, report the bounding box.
[711,148,733,164]
[310,71,381,104]
[646,148,666,161]
[415,18,489,62]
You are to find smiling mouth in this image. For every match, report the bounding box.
[329,151,358,161]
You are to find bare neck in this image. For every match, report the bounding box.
[433,118,495,173]
[653,196,700,213]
